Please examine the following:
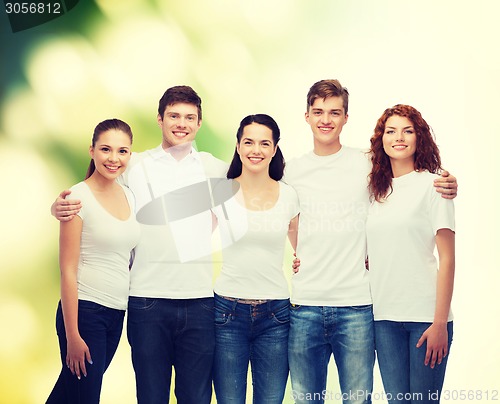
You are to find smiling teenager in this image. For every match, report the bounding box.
[212,114,299,404]
[47,119,141,404]
[366,105,455,404]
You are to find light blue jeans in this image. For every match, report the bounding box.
[374,321,453,403]
[288,305,375,404]
[213,294,290,404]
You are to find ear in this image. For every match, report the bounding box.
[157,113,163,127]
[344,113,349,124]
[236,141,241,155]
[305,111,310,124]
[89,145,94,159]
[272,145,278,158]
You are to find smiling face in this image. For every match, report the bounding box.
[382,115,417,167]
[236,122,277,176]
[157,102,201,151]
[89,129,132,181]
[305,96,348,155]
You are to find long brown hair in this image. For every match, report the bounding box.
[368,104,442,202]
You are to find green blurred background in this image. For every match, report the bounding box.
[1,0,499,402]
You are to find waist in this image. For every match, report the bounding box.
[220,295,270,306]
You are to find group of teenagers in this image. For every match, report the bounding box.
[47,79,458,404]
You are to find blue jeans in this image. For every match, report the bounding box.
[213,294,290,404]
[127,297,215,404]
[288,305,375,404]
[374,321,453,403]
[47,300,125,404]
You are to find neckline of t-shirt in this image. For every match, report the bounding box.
[309,145,346,160]
[234,180,283,213]
[81,181,133,222]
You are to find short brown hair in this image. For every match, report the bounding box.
[306,79,349,114]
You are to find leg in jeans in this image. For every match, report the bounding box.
[375,321,453,403]
[47,300,124,404]
[127,297,214,404]
[409,322,453,403]
[250,299,290,404]
[173,297,215,404]
[127,297,174,404]
[375,320,411,403]
[288,305,332,404]
[213,295,289,404]
[332,305,375,404]
[213,295,250,404]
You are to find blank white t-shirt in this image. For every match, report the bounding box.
[366,170,455,322]
[285,146,372,306]
[73,181,141,310]
[213,181,299,300]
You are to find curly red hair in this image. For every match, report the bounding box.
[368,104,442,202]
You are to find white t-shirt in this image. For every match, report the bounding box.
[72,182,141,310]
[119,145,228,299]
[284,146,372,306]
[213,181,300,300]
[366,170,455,322]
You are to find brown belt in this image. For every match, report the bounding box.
[221,296,270,306]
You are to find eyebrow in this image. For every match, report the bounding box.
[385,125,414,130]
[311,108,342,112]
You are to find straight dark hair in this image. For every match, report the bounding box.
[85,119,133,179]
[227,114,285,181]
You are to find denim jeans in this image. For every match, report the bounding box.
[127,297,215,404]
[374,321,453,403]
[46,300,125,404]
[213,294,290,404]
[288,305,375,404]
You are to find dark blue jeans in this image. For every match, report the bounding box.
[47,300,125,404]
[213,294,290,404]
[374,321,453,403]
[127,297,215,404]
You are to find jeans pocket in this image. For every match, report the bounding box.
[289,303,302,311]
[128,297,157,311]
[271,304,290,325]
[349,304,373,311]
[214,307,231,326]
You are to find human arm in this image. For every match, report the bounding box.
[434,170,457,199]
[416,228,455,368]
[51,190,82,222]
[287,215,300,273]
[59,217,92,379]
[287,214,299,251]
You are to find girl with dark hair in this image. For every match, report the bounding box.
[212,114,299,403]
[366,105,455,403]
[47,119,140,404]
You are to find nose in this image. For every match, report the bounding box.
[251,143,262,154]
[396,131,405,142]
[177,117,187,127]
[108,151,118,161]
[320,112,331,124]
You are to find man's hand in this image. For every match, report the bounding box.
[434,170,457,199]
[51,190,82,221]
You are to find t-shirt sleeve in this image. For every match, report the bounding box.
[429,181,455,234]
[69,183,86,221]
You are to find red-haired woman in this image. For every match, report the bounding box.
[366,105,455,403]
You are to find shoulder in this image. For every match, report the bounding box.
[69,181,89,199]
[198,151,229,177]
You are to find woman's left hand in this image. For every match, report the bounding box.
[416,322,449,368]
